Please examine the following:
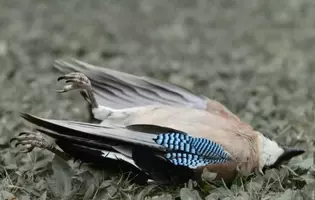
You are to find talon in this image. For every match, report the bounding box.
[54,89,66,93]
[10,138,17,143]
[57,76,65,81]
[15,142,22,147]
[56,73,90,93]
[18,132,27,137]
[56,72,98,109]
[18,133,27,137]
[55,84,76,93]
[11,131,69,160]
[57,72,87,82]
[65,80,74,83]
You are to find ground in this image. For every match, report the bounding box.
[0,0,315,199]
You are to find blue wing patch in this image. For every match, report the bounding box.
[153,132,231,168]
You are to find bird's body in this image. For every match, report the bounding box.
[96,104,260,176]
[13,59,304,185]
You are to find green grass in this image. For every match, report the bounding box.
[1,0,315,199]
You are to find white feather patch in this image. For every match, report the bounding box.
[93,106,140,121]
[257,133,284,168]
[101,150,140,169]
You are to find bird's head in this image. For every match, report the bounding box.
[257,133,305,173]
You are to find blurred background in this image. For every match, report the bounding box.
[1,0,315,199]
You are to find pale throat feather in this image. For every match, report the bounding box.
[257,132,284,170]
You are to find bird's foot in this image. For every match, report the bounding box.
[56,72,98,108]
[56,72,92,93]
[10,131,69,160]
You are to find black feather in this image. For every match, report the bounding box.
[56,141,150,185]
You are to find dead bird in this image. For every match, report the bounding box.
[11,59,305,185]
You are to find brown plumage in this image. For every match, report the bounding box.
[94,104,259,179]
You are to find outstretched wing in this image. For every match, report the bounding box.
[54,59,208,110]
[54,59,253,131]
[54,59,244,122]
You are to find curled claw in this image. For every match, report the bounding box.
[57,72,87,82]
[57,72,79,81]
[9,138,17,143]
[55,89,67,93]
[65,80,75,83]
[10,131,31,144]
[18,131,33,137]
[10,130,69,160]
[15,142,22,147]
[55,72,97,108]
[10,131,40,152]
[18,132,27,137]
[55,84,76,93]
[54,89,66,93]
[57,76,66,81]
[55,73,90,93]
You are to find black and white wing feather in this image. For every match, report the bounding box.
[21,113,232,183]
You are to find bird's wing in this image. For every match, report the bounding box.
[54,59,207,110]
[21,112,233,171]
[54,59,241,122]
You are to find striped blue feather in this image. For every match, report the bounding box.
[165,152,227,168]
[154,132,231,168]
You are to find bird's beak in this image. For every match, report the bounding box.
[263,147,305,170]
[274,147,305,167]
[282,148,305,160]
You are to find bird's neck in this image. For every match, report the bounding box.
[257,133,284,171]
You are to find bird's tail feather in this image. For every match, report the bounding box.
[21,113,163,150]
[53,58,207,110]
[55,140,151,184]
[20,113,168,172]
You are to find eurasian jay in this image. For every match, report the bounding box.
[12,59,305,185]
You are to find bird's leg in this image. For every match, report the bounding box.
[55,72,132,121]
[56,72,98,109]
[10,131,70,160]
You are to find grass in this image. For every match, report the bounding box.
[1,0,315,199]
